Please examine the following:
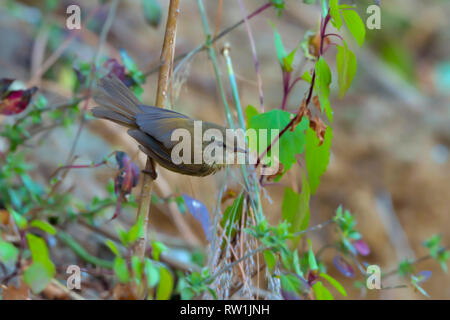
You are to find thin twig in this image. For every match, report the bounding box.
[382,247,449,279]
[237,0,264,111]
[66,0,119,163]
[144,2,273,77]
[255,12,332,169]
[210,245,269,280]
[50,279,85,300]
[28,7,101,86]
[197,0,235,129]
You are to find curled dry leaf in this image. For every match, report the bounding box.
[291,101,309,132]
[221,188,238,204]
[308,30,330,58]
[312,95,321,112]
[0,209,10,225]
[112,283,138,300]
[111,151,140,220]
[1,280,30,300]
[264,162,285,182]
[42,282,69,300]
[309,116,327,145]
[115,151,140,196]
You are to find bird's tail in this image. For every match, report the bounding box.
[91,75,141,128]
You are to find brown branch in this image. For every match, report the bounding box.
[135,0,181,262]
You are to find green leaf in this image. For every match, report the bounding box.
[423,234,441,257]
[270,0,285,16]
[128,216,144,244]
[280,274,302,293]
[329,0,342,30]
[320,272,347,296]
[303,0,315,4]
[282,187,301,230]
[118,228,129,246]
[142,0,162,28]
[283,49,297,73]
[156,266,173,300]
[220,193,244,240]
[245,105,259,124]
[152,241,168,261]
[24,234,55,293]
[131,256,144,280]
[114,257,130,283]
[301,71,312,83]
[342,9,366,46]
[270,22,287,68]
[293,250,303,277]
[0,241,19,264]
[312,281,334,300]
[397,259,414,276]
[23,262,52,293]
[439,253,449,273]
[305,127,333,194]
[145,259,160,288]
[296,174,310,238]
[120,49,146,85]
[308,239,318,271]
[21,174,43,196]
[264,250,277,272]
[336,44,357,98]
[315,57,333,122]
[105,239,120,257]
[9,207,27,229]
[248,110,309,172]
[27,234,53,269]
[30,220,56,235]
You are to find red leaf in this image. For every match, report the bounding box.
[0,87,37,115]
[104,59,126,83]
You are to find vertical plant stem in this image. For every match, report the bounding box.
[222,45,263,221]
[197,0,236,129]
[236,0,264,111]
[135,0,181,261]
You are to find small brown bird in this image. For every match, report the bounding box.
[92,75,241,178]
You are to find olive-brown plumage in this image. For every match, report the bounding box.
[92,75,234,177]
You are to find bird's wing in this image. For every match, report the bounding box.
[128,129,214,176]
[135,105,193,149]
